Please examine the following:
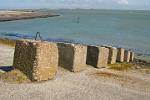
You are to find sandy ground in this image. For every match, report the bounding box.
[0,44,150,100]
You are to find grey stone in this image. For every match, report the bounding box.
[117,48,125,62]
[86,46,109,68]
[57,43,87,72]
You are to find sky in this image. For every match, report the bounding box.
[0,0,150,10]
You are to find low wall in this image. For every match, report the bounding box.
[86,46,109,68]
[13,40,58,81]
[57,43,87,72]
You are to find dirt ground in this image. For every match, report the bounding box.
[0,44,150,100]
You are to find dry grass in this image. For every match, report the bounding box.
[108,63,135,71]
[0,69,31,84]
[92,71,130,82]
[0,38,16,47]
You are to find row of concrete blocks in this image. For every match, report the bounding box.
[13,40,135,81]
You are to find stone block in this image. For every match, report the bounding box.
[130,52,135,61]
[13,40,58,81]
[86,46,109,68]
[57,43,87,72]
[117,48,124,62]
[102,46,117,64]
[124,50,131,62]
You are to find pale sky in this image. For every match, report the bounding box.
[0,0,150,10]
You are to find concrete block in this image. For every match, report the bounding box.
[102,46,117,64]
[57,43,87,72]
[86,46,109,68]
[13,40,58,81]
[130,52,135,61]
[124,50,131,62]
[117,48,125,62]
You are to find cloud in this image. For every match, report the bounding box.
[116,0,129,5]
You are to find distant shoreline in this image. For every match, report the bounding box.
[0,10,59,22]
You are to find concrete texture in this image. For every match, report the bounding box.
[117,48,125,62]
[130,52,135,61]
[86,46,109,68]
[57,43,87,72]
[13,40,58,81]
[102,46,117,64]
[124,50,131,62]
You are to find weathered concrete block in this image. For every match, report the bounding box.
[102,46,117,64]
[124,50,131,62]
[57,43,87,72]
[130,52,135,61]
[86,46,109,68]
[13,40,58,81]
[117,48,125,62]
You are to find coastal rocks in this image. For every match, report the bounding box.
[117,48,125,62]
[124,50,131,62]
[86,46,109,68]
[57,43,87,72]
[13,40,58,81]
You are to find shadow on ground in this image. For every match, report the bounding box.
[0,66,14,72]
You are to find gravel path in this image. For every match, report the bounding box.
[0,44,150,100]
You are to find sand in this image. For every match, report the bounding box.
[0,44,150,100]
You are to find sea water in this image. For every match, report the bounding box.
[0,9,150,57]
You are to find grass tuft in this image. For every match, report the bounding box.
[0,69,31,84]
[0,38,16,47]
[108,63,134,71]
[93,71,129,82]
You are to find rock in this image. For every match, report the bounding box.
[13,39,58,81]
[124,50,131,62]
[57,43,87,72]
[117,48,125,62]
[86,46,109,68]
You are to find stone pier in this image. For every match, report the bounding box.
[102,46,117,64]
[124,50,131,62]
[86,46,109,68]
[57,43,87,72]
[13,40,58,81]
[130,52,135,61]
[117,48,125,62]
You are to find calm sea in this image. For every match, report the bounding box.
[0,9,150,57]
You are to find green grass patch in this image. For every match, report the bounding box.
[108,63,134,71]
